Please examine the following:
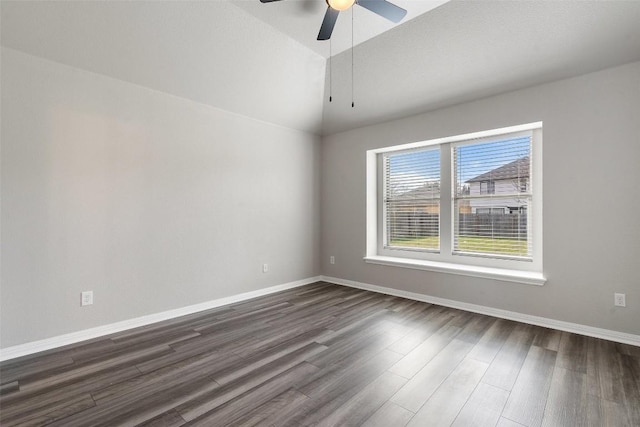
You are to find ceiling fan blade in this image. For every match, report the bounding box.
[357,0,407,23]
[317,7,340,41]
[260,0,282,2]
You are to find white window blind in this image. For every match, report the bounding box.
[453,133,532,259]
[384,147,441,251]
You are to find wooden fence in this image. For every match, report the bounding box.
[389,212,527,239]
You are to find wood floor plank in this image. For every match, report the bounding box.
[91,351,236,404]
[136,410,186,427]
[316,309,391,345]
[467,318,517,364]
[0,348,75,371]
[1,393,96,427]
[213,330,329,385]
[388,323,461,379]
[48,372,220,427]
[229,317,334,359]
[61,339,126,363]
[135,345,232,375]
[388,308,455,355]
[498,417,528,427]
[175,342,326,421]
[587,337,627,402]
[390,338,475,412]
[181,362,319,425]
[274,295,343,321]
[619,353,640,425]
[0,355,76,385]
[315,371,407,427]
[1,282,637,427]
[193,310,287,335]
[332,291,384,310]
[225,388,309,427]
[19,344,174,394]
[531,326,562,351]
[557,331,589,373]
[0,366,141,421]
[109,328,201,349]
[0,381,19,396]
[406,357,488,427]
[326,302,391,331]
[502,345,557,427]
[455,313,496,345]
[541,366,589,426]
[297,348,403,400]
[451,382,510,427]
[68,333,194,366]
[287,287,351,307]
[616,342,640,359]
[481,323,536,391]
[106,307,234,342]
[361,401,415,427]
[168,320,277,355]
[586,393,634,427]
[281,350,404,426]
[307,319,404,370]
[386,301,436,327]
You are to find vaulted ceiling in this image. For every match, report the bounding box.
[2,1,640,136]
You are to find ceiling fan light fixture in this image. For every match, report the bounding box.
[327,0,356,11]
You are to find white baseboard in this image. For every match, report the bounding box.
[0,276,321,362]
[321,275,640,347]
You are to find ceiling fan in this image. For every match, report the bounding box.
[259,0,408,41]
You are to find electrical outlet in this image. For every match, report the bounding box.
[81,291,93,306]
[614,293,626,307]
[330,256,335,265]
[263,263,269,273]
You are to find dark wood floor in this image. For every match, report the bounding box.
[1,282,639,426]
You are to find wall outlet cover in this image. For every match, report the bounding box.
[81,291,94,306]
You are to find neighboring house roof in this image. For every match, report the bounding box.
[466,157,529,183]
[392,181,440,200]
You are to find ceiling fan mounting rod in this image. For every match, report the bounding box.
[259,0,407,41]
[326,0,356,11]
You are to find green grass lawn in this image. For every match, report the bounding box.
[390,235,528,255]
[391,236,439,249]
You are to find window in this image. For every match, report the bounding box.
[384,148,440,251]
[480,181,495,195]
[366,123,544,285]
[475,208,506,215]
[453,134,531,259]
[519,178,528,192]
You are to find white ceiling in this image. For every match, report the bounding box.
[232,0,450,57]
[2,1,640,136]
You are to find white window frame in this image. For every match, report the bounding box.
[365,122,545,286]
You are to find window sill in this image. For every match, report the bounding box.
[363,255,546,286]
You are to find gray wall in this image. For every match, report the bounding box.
[0,48,321,348]
[321,61,640,335]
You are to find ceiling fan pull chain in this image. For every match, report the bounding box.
[351,5,355,108]
[330,36,333,102]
